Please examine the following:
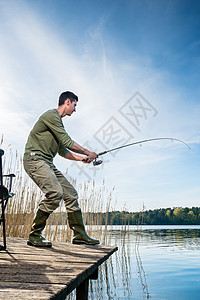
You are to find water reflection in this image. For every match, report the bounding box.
[135,225,150,299]
[88,226,134,299]
[132,226,200,251]
[66,226,200,300]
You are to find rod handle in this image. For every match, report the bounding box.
[98,151,107,156]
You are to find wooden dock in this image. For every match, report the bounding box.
[0,237,118,299]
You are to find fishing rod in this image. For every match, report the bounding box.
[89,137,191,166]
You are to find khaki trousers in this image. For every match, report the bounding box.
[23,159,80,214]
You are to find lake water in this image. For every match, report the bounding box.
[67,225,200,299]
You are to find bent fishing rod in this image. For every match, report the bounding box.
[85,137,191,166]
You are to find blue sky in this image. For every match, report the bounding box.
[0,0,200,211]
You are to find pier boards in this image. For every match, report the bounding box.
[0,237,117,299]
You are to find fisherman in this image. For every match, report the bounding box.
[23,91,99,247]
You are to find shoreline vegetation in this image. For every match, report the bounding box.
[89,207,200,225]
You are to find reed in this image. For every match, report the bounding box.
[0,142,115,244]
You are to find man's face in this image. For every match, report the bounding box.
[65,99,77,116]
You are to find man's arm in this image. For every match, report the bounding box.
[71,142,98,162]
[58,141,98,163]
[65,151,91,164]
[43,111,97,162]
[42,110,75,149]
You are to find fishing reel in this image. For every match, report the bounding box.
[82,157,103,166]
[93,158,103,166]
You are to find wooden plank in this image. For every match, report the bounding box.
[0,282,66,290]
[0,282,66,300]
[0,254,102,262]
[0,260,96,267]
[0,237,118,300]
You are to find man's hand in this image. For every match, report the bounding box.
[87,151,98,161]
[82,157,90,164]
[82,151,98,163]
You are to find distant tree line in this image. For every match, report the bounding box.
[84,207,200,225]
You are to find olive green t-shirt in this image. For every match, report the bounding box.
[23,109,75,162]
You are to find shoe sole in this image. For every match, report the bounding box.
[27,241,52,248]
[72,240,100,245]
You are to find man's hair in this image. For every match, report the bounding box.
[58,91,78,106]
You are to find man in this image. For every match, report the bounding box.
[23,91,99,247]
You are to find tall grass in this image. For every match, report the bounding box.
[0,139,115,244]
